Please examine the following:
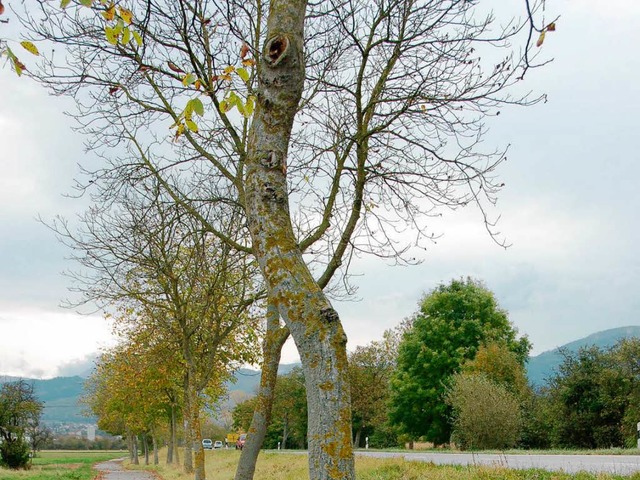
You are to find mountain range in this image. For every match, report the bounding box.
[2,326,639,423]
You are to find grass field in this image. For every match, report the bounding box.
[128,448,640,480]
[0,451,125,480]
[4,449,640,480]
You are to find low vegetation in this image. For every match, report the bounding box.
[0,451,124,480]
[127,449,640,480]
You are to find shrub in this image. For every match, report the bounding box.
[0,438,32,469]
[446,373,521,450]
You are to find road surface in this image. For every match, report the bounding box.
[355,450,640,475]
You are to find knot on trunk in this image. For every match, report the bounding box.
[261,151,279,169]
[261,181,286,204]
[320,307,339,323]
[264,35,290,67]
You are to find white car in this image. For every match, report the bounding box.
[202,439,213,450]
[213,440,223,449]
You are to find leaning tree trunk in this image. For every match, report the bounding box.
[243,1,355,479]
[235,301,289,480]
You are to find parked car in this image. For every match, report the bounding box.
[202,438,213,450]
[235,433,247,450]
[213,440,223,449]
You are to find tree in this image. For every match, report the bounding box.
[348,330,398,448]
[17,0,554,476]
[389,278,530,444]
[545,345,632,449]
[0,380,43,469]
[55,178,262,478]
[446,373,522,450]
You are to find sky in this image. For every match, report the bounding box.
[1,0,639,379]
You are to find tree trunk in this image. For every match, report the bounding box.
[143,434,149,465]
[354,429,361,450]
[132,435,139,465]
[153,435,159,465]
[182,371,194,474]
[281,416,288,450]
[244,1,355,479]
[167,404,175,464]
[235,301,289,480]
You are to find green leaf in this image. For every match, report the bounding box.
[114,18,124,35]
[189,98,204,116]
[132,31,143,47]
[219,100,230,113]
[185,119,198,133]
[60,0,72,8]
[236,67,250,83]
[182,73,197,87]
[122,27,131,45]
[244,95,255,117]
[105,26,119,45]
[79,0,92,7]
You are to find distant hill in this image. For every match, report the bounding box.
[0,375,91,424]
[0,363,301,424]
[526,326,640,388]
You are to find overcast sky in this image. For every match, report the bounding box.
[1,0,639,379]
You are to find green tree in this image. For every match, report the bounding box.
[389,278,530,445]
[0,380,43,469]
[546,345,632,448]
[446,373,522,450]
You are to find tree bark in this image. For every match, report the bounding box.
[235,301,289,480]
[244,1,355,478]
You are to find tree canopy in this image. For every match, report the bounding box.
[389,277,530,444]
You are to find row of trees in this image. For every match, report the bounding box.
[232,278,640,452]
[1,0,554,476]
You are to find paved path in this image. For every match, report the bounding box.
[94,460,158,480]
[355,451,640,475]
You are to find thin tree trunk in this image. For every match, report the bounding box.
[354,429,361,450]
[244,1,355,478]
[153,435,159,465]
[144,434,149,465]
[235,301,289,480]
[132,435,139,465]
[182,371,193,474]
[167,403,175,464]
[281,417,288,450]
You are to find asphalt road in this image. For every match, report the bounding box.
[355,450,640,475]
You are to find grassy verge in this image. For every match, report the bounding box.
[128,448,640,480]
[0,451,125,480]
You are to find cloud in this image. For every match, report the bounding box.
[0,309,115,379]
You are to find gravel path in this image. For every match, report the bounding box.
[94,460,159,480]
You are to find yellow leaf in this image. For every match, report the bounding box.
[20,41,39,56]
[102,4,116,21]
[185,119,198,133]
[119,7,133,25]
[536,31,545,48]
[12,57,25,76]
[223,65,235,74]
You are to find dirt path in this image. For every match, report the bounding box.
[94,459,159,480]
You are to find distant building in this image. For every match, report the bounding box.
[86,425,96,441]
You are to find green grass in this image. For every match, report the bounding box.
[0,451,125,480]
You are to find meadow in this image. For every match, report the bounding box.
[3,449,640,480]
